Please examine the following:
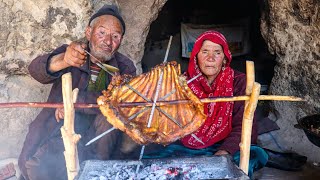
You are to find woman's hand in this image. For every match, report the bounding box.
[214,150,230,156]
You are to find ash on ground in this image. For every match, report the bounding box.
[77,156,249,180]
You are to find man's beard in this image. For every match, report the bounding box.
[89,43,115,62]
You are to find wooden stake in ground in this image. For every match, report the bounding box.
[239,61,259,174]
[239,82,261,174]
[61,73,81,180]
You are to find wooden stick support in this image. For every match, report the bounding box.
[239,82,261,174]
[239,61,259,174]
[245,61,255,97]
[61,73,81,180]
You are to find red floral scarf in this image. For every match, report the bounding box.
[181,31,235,149]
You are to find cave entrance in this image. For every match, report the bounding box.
[141,0,276,91]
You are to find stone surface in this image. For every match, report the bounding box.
[260,0,320,161]
[117,0,167,73]
[0,74,51,158]
[253,163,320,180]
[0,0,91,160]
[0,0,92,75]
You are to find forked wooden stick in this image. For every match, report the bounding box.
[239,82,261,174]
[239,61,258,175]
[61,73,81,180]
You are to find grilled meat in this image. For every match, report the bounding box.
[97,61,206,145]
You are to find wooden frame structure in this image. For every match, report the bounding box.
[0,61,303,179]
[59,61,302,178]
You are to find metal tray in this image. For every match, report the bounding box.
[77,156,249,180]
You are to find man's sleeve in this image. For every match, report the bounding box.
[118,55,137,76]
[76,55,137,115]
[75,90,101,115]
[217,72,258,155]
[28,45,68,84]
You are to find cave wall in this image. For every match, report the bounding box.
[260,0,320,161]
[0,0,92,160]
[0,0,167,159]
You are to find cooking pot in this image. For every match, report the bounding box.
[294,114,320,147]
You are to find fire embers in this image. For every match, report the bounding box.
[83,163,199,180]
[98,62,206,145]
[137,164,202,179]
[166,167,183,177]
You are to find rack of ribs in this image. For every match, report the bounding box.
[97,61,206,145]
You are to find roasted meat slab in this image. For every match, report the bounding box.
[97,62,206,145]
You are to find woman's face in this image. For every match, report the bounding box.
[197,40,225,84]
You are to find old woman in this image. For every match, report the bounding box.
[144,31,268,177]
[181,30,257,155]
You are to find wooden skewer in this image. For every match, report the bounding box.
[200,95,303,103]
[0,102,99,108]
[146,35,173,128]
[119,95,302,107]
[0,95,303,108]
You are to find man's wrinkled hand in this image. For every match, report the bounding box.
[64,42,87,68]
[55,108,64,122]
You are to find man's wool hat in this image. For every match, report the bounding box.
[88,4,126,35]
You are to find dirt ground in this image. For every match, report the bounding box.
[253,162,320,180]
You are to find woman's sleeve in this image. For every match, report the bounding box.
[217,73,258,155]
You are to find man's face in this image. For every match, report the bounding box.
[85,15,123,62]
[197,40,225,84]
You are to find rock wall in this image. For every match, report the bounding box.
[117,0,167,72]
[260,0,320,161]
[0,0,167,159]
[0,0,92,160]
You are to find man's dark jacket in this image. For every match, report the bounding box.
[18,44,136,179]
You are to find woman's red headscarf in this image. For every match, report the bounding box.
[181,31,235,149]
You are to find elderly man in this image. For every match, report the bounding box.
[18,5,137,180]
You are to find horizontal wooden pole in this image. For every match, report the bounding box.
[200,95,303,103]
[0,95,303,109]
[0,102,99,108]
[119,95,303,107]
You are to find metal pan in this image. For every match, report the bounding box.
[294,114,320,147]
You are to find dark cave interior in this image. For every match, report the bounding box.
[141,0,276,88]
